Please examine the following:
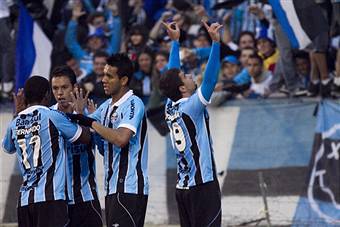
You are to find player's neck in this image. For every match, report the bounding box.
[110,87,129,105]
[58,104,73,114]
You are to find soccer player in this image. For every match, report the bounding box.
[2,76,90,227]
[50,66,102,227]
[159,21,222,227]
[68,53,149,227]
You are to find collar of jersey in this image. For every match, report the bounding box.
[109,90,133,107]
[19,105,49,115]
[172,97,189,106]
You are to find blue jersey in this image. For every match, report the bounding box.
[2,105,82,207]
[51,104,98,204]
[90,90,149,195]
[166,40,220,189]
[165,88,217,188]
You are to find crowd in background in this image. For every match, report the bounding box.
[0,0,340,109]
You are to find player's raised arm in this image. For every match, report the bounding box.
[200,21,222,102]
[162,21,181,69]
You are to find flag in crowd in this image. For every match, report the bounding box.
[15,3,52,91]
[268,0,328,49]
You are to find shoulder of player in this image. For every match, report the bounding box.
[47,108,72,123]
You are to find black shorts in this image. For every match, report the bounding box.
[176,180,222,227]
[68,199,103,227]
[105,192,148,227]
[17,200,68,227]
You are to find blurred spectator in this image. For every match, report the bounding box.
[127,0,147,27]
[81,51,109,105]
[0,0,15,100]
[148,51,169,109]
[211,55,242,106]
[238,31,256,50]
[124,24,149,62]
[294,50,311,91]
[130,49,154,104]
[65,1,121,73]
[244,53,273,98]
[65,53,88,82]
[249,3,306,97]
[256,35,279,73]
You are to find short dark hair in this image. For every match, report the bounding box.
[107,53,134,85]
[24,76,50,104]
[159,68,183,102]
[50,65,77,86]
[249,53,263,65]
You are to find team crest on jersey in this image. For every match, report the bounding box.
[111,112,119,122]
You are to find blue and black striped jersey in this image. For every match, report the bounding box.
[2,105,82,207]
[90,90,149,195]
[51,104,99,204]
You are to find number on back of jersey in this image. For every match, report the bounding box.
[171,122,186,152]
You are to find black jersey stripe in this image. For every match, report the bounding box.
[182,113,203,185]
[87,143,98,200]
[106,106,117,194]
[72,153,82,203]
[204,110,217,180]
[136,116,147,194]
[117,145,129,193]
[45,120,60,201]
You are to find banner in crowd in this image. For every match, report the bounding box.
[15,3,52,91]
[293,100,340,226]
[268,0,328,49]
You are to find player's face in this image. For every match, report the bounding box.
[102,65,124,96]
[179,71,196,95]
[51,76,74,109]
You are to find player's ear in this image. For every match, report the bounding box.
[120,76,129,86]
[179,85,186,93]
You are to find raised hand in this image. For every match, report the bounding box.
[161,21,180,41]
[70,86,90,114]
[202,20,223,43]
[13,88,26,115]
[87,99,97,114]
[72,0,86,20]
[248,5,265,20]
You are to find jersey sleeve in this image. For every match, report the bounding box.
[118,98,144,134]
[50,110,82,143]
[183,88,206,118]
[2,123,16,154]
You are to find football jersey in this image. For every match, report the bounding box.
[51,104,98,204]
[165,88,217,189]
[2,105,82,206]
[90,90,149,195]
